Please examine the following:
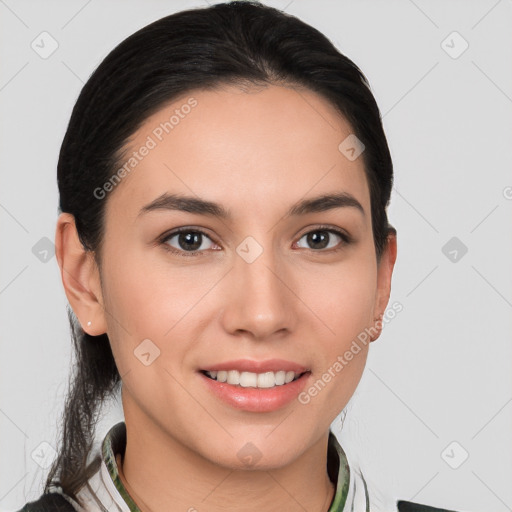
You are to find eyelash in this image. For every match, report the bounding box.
[158,225,353,258]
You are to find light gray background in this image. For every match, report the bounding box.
[1,1,511,511]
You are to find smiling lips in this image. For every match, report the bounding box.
[200,358,311,390]
[200,359,312,412]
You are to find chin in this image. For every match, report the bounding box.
[201,433,304,471]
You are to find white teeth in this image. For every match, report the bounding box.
[239,371,257,387]
[227,370,239,385]
[257,372,275,388]
[285,371,295,384]
[204,369,304,388]
[275,370,286,385]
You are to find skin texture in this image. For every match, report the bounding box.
[55,84,397,512]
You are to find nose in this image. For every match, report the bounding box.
[219,245,297,341]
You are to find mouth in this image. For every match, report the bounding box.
[200,369,310,389]
[197,359,312,412]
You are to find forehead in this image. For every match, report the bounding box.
[106,84,370,224]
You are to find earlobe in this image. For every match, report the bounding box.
[55,213,107,336]
[370,229,398,342]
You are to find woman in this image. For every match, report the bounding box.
[17,1,463,511]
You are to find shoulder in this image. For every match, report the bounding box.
[397,500,467,512]
[15,492,78,512]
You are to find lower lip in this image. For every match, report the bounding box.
[199,372,311,412]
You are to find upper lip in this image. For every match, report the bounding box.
[201,359,309,374]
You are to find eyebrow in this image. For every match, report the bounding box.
[138,191,365,220]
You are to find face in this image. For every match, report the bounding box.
[80,84,395,468]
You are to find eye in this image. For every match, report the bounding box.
[160,228,217,257]
[295,227,351,252]
[159,226,352,257]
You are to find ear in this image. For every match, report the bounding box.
[370,228,397,342]
[54,212,108,336]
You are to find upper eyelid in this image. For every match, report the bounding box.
[297,224,350,239]
[160,226,216,244]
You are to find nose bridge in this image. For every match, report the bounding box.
[223,234,295,338]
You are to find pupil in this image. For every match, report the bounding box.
[179,232,201,251]
[308,231,328,249]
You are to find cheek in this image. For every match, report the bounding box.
[100,249,221,373]
[296,249,376,411]
[99,256,193,413]
[102,248,202,335]
[303,256,377,343]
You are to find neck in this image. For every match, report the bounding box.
[117,454,335,512]
[116,417,336,512]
